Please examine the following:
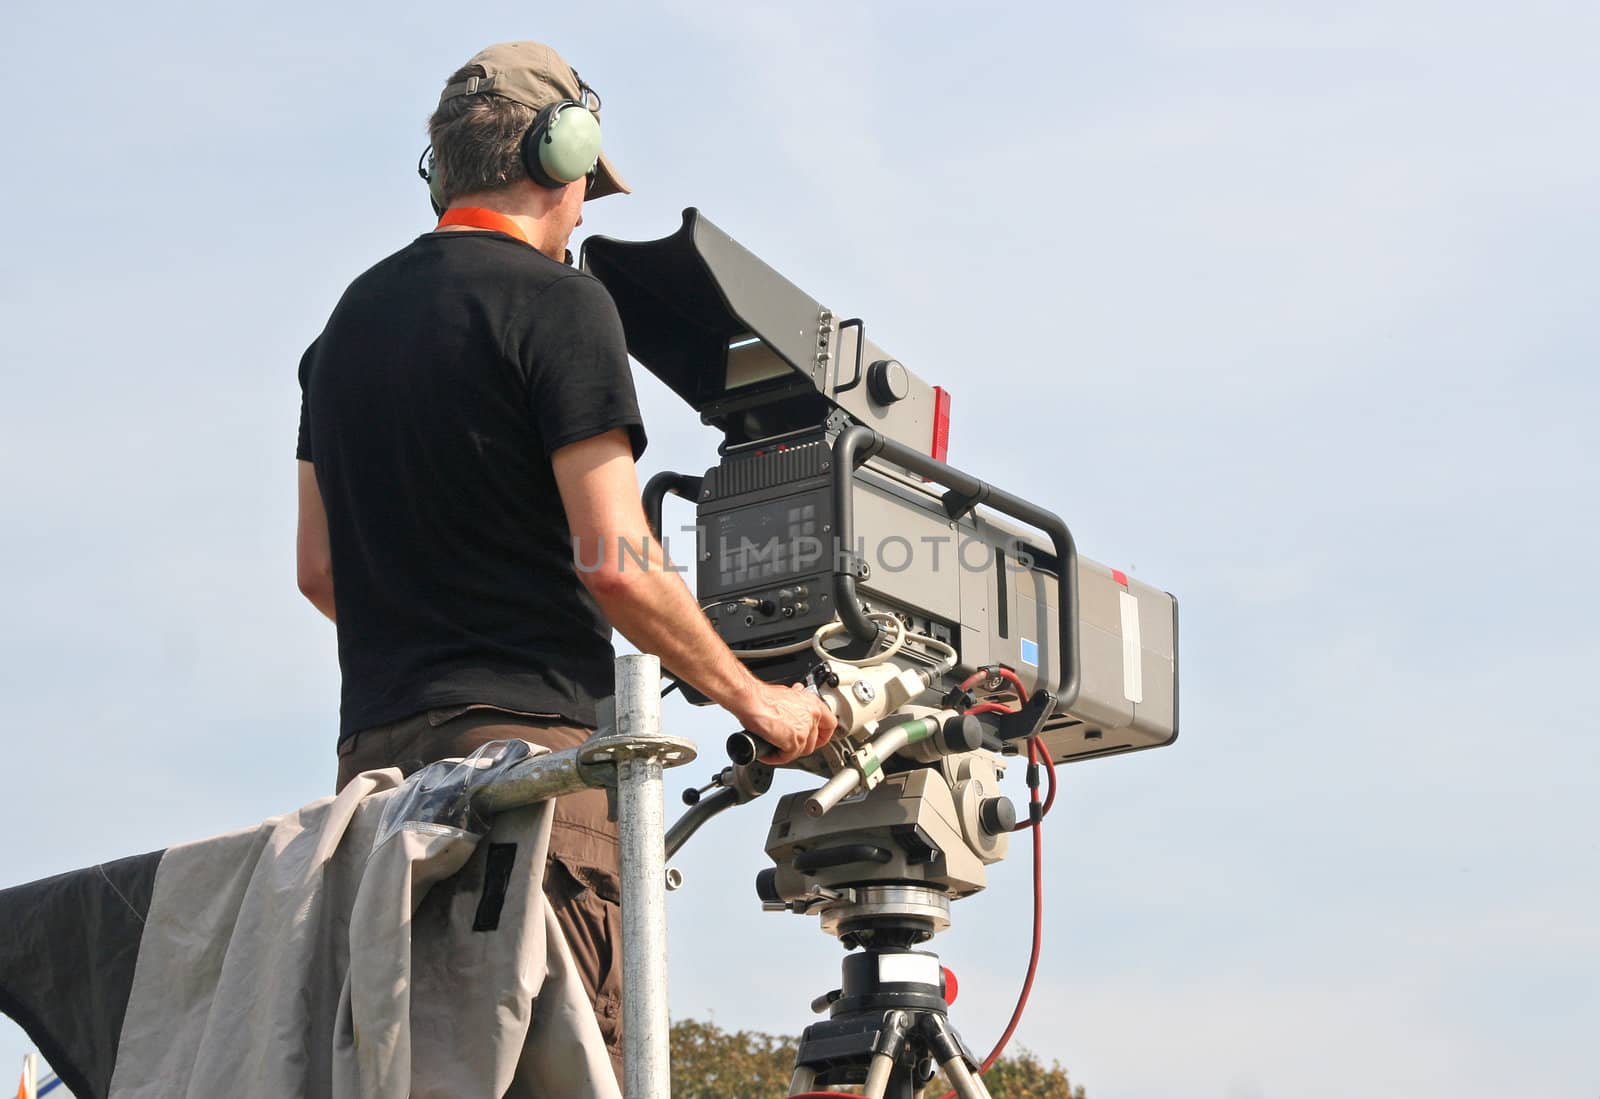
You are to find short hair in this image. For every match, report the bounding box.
[426,64,536,205]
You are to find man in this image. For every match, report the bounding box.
[294,41,836,1076]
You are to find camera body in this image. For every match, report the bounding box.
[584,209,1178,766]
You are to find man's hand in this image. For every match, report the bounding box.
[733,682,839,765]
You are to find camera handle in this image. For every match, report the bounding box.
[829,425,1082,710]
[641,471,703,541]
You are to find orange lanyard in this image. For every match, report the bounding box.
[436,206,531,246]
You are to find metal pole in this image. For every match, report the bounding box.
[618,752,668,1099]
[579,655,697,1099]
[472,746,601,814]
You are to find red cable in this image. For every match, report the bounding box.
[960,669,1056,824]
[980,740,1045,1068]
[963,699,1012,720]
[1038,744,1058,818]
[997,667,1030,701]
[964,704,1055,828]
[1014,737,1057,828]
[958,667,1030,705]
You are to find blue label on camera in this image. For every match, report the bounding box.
[1020,638,1038,666]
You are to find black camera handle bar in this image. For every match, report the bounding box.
[828,425,1080,702]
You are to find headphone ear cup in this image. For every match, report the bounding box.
[521,103,563,189]
[522,101,602,189]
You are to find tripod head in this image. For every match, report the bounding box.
[756,729,1012,948]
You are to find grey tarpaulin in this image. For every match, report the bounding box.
[0,741,621,1099]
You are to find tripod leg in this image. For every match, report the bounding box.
[920,1013,990,1099]
[863,1052,895,1097]
[940,1056,991,1099]
[862,1010,914,1099]
[788,1066,817,1095]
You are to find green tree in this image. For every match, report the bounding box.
[671,1017,1086,1099]
[671,1018,797,1098]
[938,1046,1086,1099]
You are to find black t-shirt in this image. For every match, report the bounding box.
[297,230,647,739]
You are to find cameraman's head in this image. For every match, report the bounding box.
[426,42,629,258]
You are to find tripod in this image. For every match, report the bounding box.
[786,887,992,1099]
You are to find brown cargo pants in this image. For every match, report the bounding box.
[336,705,623,1081]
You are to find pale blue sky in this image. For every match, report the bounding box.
[2,2,1596,1097]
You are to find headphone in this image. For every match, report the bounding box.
[418,81,603,215]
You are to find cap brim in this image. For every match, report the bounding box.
[586,150,630,200]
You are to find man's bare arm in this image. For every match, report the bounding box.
[296,460,336,622]
[552,430,836,763]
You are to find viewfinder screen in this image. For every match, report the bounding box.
[724,336,792,391]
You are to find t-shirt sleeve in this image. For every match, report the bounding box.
[295,338,318,462]
[520,275,648,460]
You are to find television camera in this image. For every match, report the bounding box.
[583,211,1179,1099]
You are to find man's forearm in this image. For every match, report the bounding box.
[553,432,835,763]
[585,544,762,718]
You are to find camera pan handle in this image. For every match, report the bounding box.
[641,471,703,541]
[828,425,1081,709]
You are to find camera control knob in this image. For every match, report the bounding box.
[978,796,1016,836]
[867,359,910,406]
[939,714,985,754]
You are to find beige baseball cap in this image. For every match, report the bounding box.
[438,41,631,200]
